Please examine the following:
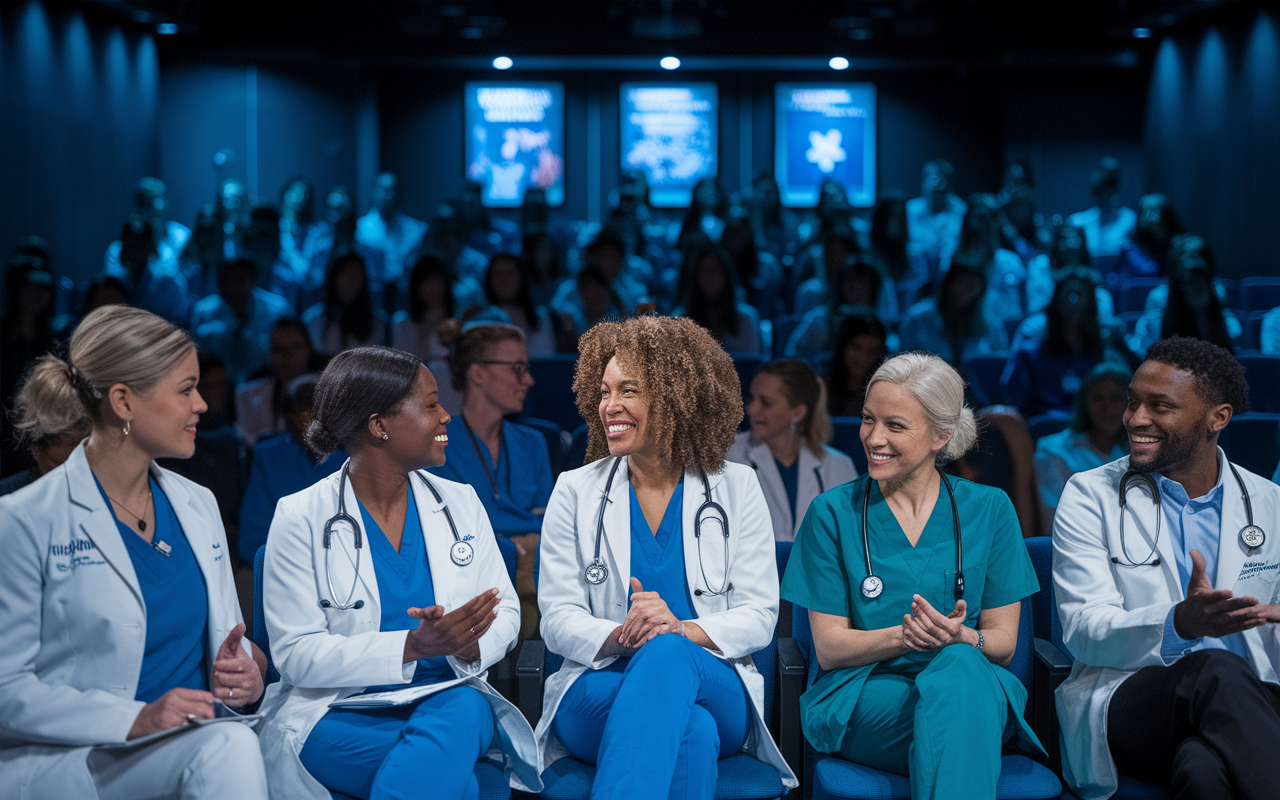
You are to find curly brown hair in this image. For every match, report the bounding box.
[573,315,743,474]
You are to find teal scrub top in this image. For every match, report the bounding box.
[780,473,1039,753]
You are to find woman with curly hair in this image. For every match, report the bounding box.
[533,315,796,798]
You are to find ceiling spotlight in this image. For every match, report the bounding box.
[829,56,850,70]
[156,22,178,35]
[1132,27,1152,39]
[660,56,681,70]
[492,56,513,70]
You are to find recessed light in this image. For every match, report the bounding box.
[829,56,850,70]
[660,56,681,70]
[493,56,513,70]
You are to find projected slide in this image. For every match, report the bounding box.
[465,82,565,208]
[775,83,876,208]
[620,83,718,208]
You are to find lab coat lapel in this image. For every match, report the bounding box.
[796,447,824,524]
[156,467,221,588]
[411,471,454,606]
[1216,454,1251,590]
[64,446,142,606]
[601,458,631,586]
[746,438,792,537]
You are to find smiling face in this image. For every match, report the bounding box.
[747,372,805,446]
[1123,360,1224,474]
[380,366,452,470]
[470,338,533,416]
[599,355,654,461]
[860,380,949,484]
[126,348,207,460]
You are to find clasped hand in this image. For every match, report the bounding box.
[617,578,682,649]
[405,588,501,664]
[901,594,970,652]
[1174,550,1276,639]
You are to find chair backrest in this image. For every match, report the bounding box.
[1245,309,1270,352]
[566,424,590,472]
[1027,413,1070,442]
[772,313,806,359]
[1241,276,1280,314]
[830,417,868,475]
[1025,535,1071,660]
[252,545,281,686]
[1119,277,1161,314]
[1237,355,1280,414]
[524,355,581,433]
[1224,413,1280,479]
[514,416,566,476]
[961,354,1010,407]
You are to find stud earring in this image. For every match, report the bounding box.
[122,420,131,436]
[381,433,389,441]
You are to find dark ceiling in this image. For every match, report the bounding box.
[88,0,1243,67]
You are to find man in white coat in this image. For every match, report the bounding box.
[1053,336,1280,800]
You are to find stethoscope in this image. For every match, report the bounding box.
[1113,462,1264,568]
[860,470,963,600]
[320,464,474,610]
[583,457,733,597]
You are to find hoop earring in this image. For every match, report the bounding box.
[122,420,131,437]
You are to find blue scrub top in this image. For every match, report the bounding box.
[776,457,800,521]
[237,433,346,563]
[356,489,455,691]
[628,478,696,622]
[780,474,1039,752]
[428,417,552,538]
[93,473,209,703]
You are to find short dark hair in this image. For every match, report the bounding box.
[1144,336,1250,414]
[305,346,422,457]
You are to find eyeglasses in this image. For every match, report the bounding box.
[477,360,531,378]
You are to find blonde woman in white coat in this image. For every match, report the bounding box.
[728,359,858,541]
[258,346,539,799]
[533,316,796,799]
[0,305,267,800]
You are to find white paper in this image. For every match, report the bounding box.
[328,675,473,708]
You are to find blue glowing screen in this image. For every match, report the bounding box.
[620,83,718,208]
[775,83,876,208]
[465,82,565,208]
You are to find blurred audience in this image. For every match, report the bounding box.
[235,317,324,447]
[906,159,966,285]
[190,257,290,385]
[898,254,1008,365]
[826,312,890,418]
[672,242,762,355]
[302,250,388,356]
[481,253,557,356]
[1129,233,1240,355]
[1066,157,1135,279]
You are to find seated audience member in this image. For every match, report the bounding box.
[1033,362,1129,532]
[555,265,626,338]
[794,233,898,323]
[215,177,251,260]
[555,229,648,318]
[721,219,786,322]
[178,204,224,300]
[236,375,342,565]
[521,230,567,308]
[355,171,427,291]
[456,179,521,257]
[0,362,92,496]
[236,317,323,447]
[1115,193,1184,285]
[826,312,891,418]
[391,255,455,364]
[996,160,1051,267]
[0,306,267,799]
[53,275,132,342]
[780,352,1043,798]
[906,159,967,285]
[427,203,490,304]
[1065,157,1136,279]
[787,257,895,361]
[303,249,388,356]
[899,254,1009,366]
[1,253,56,417]
[242,206,288,291]
[104,177,191,287]
[1260,305,1280,354]
[727,359,857,541]
[952,193,1026,323]
[1018,225,1119,347]
[1129,234,1240,356]
[428,321,552,635]
[481,252,557,356]
[1001,267,1132,419]
[276,177,323,293]
[869,192,927,312]
[1053,337,1280,800]
[191,258,290,386]
[748,171,801,263]
[671,243,762,355]
[789,224,860,314]
[257,347,536,800]
[676,177,732,249]
[308,186,386,311]
[106,215,192,325]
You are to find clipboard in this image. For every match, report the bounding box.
[97,702,261,749]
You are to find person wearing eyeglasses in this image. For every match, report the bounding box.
[429,320,553,635]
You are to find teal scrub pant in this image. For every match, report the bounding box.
[552,633,752,800]
[836,644,1021,800]
[299,686,495,800]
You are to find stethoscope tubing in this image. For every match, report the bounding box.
[861,469,964,600]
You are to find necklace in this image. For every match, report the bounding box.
[106,488,171,556]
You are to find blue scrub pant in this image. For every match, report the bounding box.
[299,686,495,800]
[836,644,1021,800]
[552,633,751,800]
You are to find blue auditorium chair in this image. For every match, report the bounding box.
[525,355,582,433]
[735,354,765,411]
[1236,354,1280,413]
[829,417,867,475]
[779,540,1066,800]
[1119,278,1161,314]
[517,639,790,799]
[512,415,568,476]
[1240,276,1280,314]
[772,313,806,358]
[1223,413,1280,479]
[961,354,1010,407]
[1027,413,1070,442]
[1244,309,1270,352]
[1024,538,1169,800]
[253,545,514,800]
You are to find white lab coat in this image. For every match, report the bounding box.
[0,443,250,800]
[726,432,858,542]
[257,465,540,798]
[1052,451,1280,800]
[532,457,798,792]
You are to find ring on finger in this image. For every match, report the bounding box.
[229,688,234,699]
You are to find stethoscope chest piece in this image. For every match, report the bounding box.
[861,574,884,599]
[585,559,608,585]
[1241,525,1266,550]
[451,540,475,567]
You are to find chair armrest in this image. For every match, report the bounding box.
[777,636,807,781]
[516,639,546,728]
[1032,637,1071,775]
